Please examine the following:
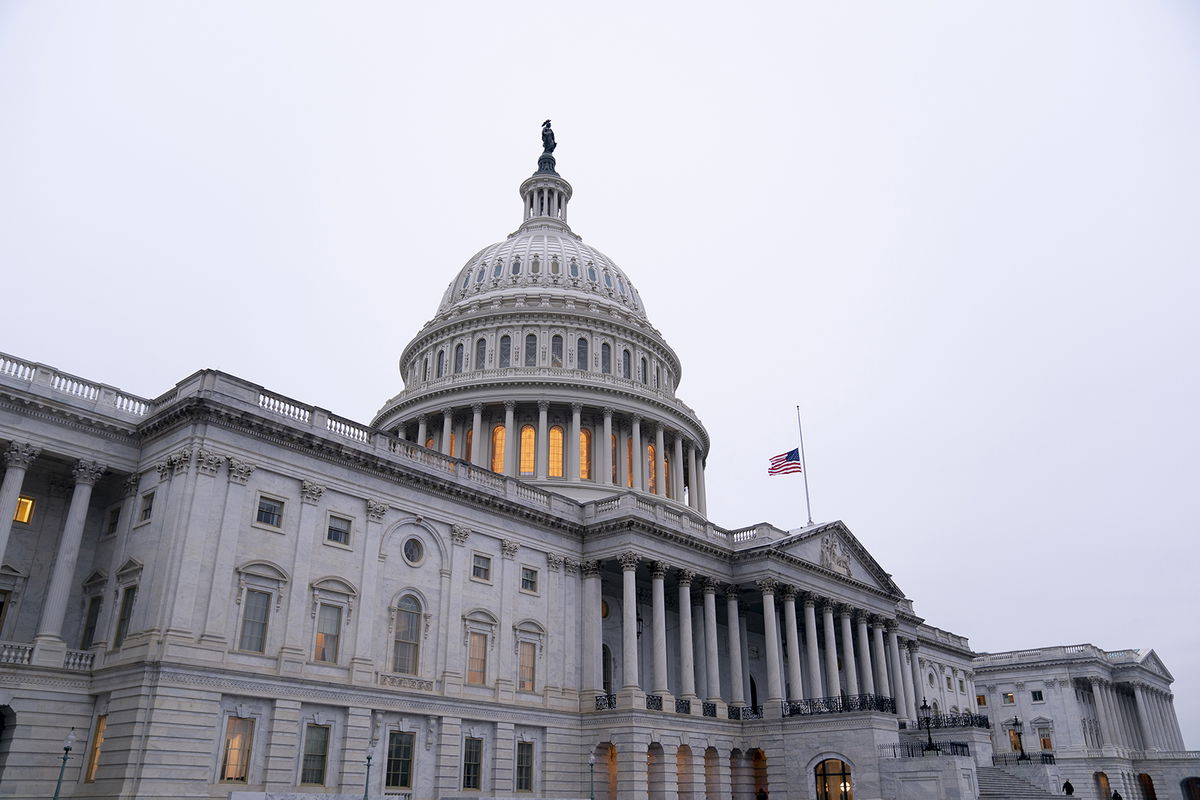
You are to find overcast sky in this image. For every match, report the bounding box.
[2,1,1197,746]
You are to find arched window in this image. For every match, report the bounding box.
[654,366,660,387]
[603,271,613,289]
[524,334,537,367]
[436,350,445,379]
[814,759,852,800]
[550,257,560,275]
[461,270,471,289]
[475,265,486,283]
[551,335,563,367]
[569,259,579,278]
[664,455,670,498]
[576,337,589,370]
[611,433,618,484]
[549,426,564,478]
[519,425,536,476]
[621,349,631,379]
[646,444,656,493]
[454,343,464,374]
[491,426,505,473]
[475,338,487,370]
[393,595,422,675]
[626,439,633,488]
[422,358,429,382]
[601,343,611,374]
[493,261,503,278]
[465,429,473,462]
[640,357,648,384]
[499,335,511,367]
[579,429,592,480]
[531,255,540,274]
[587,265,598,282]
[511,258,522,275]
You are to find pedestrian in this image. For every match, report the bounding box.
[1112,791,1123,800]
[1062,779,1074,795]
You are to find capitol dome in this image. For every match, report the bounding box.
[373,125,710,511]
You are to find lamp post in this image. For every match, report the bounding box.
[920,698,938,753]
[51,727,77,800]
[588,751,596,800]
[362,738,377,800]
[1011,717,1028,761]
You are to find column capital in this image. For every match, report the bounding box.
[4,442,41,469]
[853,609,872,624]
[602,406,614,418]
[650,561,668,579]
[630,415,643,427]
[837,604,854,619]
[503,401,516,411]
[417,413,428,423]
[546,553,564,572]
[471,402,484,413]
[756,578,778,595]
[906,639,921,654]
[537,400,549,412]
[501,540,520,560]
[571,402,583,413]
[820,601,836,615]
[563,558,580,576]
[581,560,602,578]
[72,460,107,486]
[885,619,900,633]
[442,407,453,418]
[724,584,739,601]
[617,551,640,571]
[450,524,471,546]
[676,568,695,586]
[300,480,325,505]
[780,585,797,601]
[122,473,141,496]
[870,618,886,631]
[802,595,817,609]
[702,576,721,594]
[226,457,256,485]
[366,500,388,521]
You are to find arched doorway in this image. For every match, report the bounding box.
[730,748,751,800]
[647,742,666,800]
[593,743,617,800]
[1095,772,1111,799]
[1180,776,1200,800]
[0,706,13,782]
[704,747,721,800]
[676,744,695,800]
[1136,773,1156,800]
[815,758,853,800]
[750,748,768,798]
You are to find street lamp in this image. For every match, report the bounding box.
[588,751,596,800]
[363,738,377,800]
[1010,717,1028,761]
[920,698,938,753]
[51,727,77,800]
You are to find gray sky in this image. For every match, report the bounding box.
[2,2,1197,745]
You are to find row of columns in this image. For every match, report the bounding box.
[1100,678,1188,752]
[404,403,707,513]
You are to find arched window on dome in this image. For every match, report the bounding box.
[491,426,505,473]
[550,257,560,275]
[531,255,540,274]
[601,343,611,374]
[621,349,631,379]
[646,444,657,493]
[611,433,618,484]
[465,429,473,462]
[476,265,486,283]
[475,338,487,370]
[436,350,446,379]
[499,335,512,368]
[617,277,627,295]
[493,261,504,278]
[569,259,579,278]
[587,264,598,282]
[461,271,471,290]
[524,334,537,367]
[626,439,633,488]
[640,357,648,384]
[393,594,422,675]
[549,426,564,478]
[454,344,464,374]
[654,365,660,388]
[422,358,429,382]
[519,425,536,476]
[580,429,592,480]
[603,271,613,289]
[550,335,563,368]
[511,258,522,276]
[577,337,589,370]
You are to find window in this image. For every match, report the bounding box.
[1008,728,1022,752]
[646,444,657,493]
[0,590,9,637]
[13,495,34,524]
[386,731,414,788]
[103,506,120,536]
[300,724,330,785]
[959,679,966,693]
[449,432,457,458]
[516,740,534,791]
[393,595,422,675]
[626,439,633,487]
[814,758,852,800]
[221,716,255,782]
[402,537,424,565]
[569,259,579,278]
[422,358,428,381]
[436,350,445,378]
[493,260,503,278]
[313,604,341,663]
[519,425,535,475]
[550,335,563,367]
[524,333,537,366]
[576,337,589,369]
[138,491,154,523]
[256,496,284,528]
[1038,727,1053,750]
[454,343,464,373]
[326,515,351,546]
[465,429,473,462]
[520,567,538,593]
[239,589,271,652]
[579,429,592,480]
[476,265,486,283]
[530,255,540,274]
[467,631,487,685]
[80,596,102,649]
[1031,689,1044,702]
[113,586,137,647]
[1002,692,1015,705]
[946,676,953,690]
[463,737,483,789]
[600,343,611,374]
[976,694,987,707]
[518,640,536,691]
[499,335,511,367]
[664,456,671,498]
[472,554,492,582]
[491,426,505,473]
[548,426,564,477]
[586,264,597,282]
[511,258,522,275]
[475,338,487,370]
[84,714,108,782]
[621,349,631,379]
[640,357,648,384]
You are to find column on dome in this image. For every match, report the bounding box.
[617,422,629,488]
[855,613,875,695]
[759,580,784,704]
[781,588,803,703]
[536,401,549,479]
[654,425,666,497]
[703,578,721,704]
[803,597,822,699]
[725,587,745,705]
[695,457,707,515]
[821,604,840,697]
[871,620,891,700]
[36,460,106,643]
[416,415,428,449]
[0,442,40,566]
[601,408,614,485]
[441,408,453,455]
[630,418,644,491]
[471,404,484,467]
[503,402,516,476]
[886,623,907,717]
[672,434,685,501]
[838,607,859,695]
[581,560,604,695]
[569,403,582,480]
[677,570,697,700]
[686,443,699,510]
[650,562,670,697]
[619,552,640,689]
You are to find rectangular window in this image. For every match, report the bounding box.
[0,589,9,636]
[471,554,491,582]
[946,676,953,690]
[518,640,536,691]
[221,716,255,783]
[976,694,987,707]
[256,496,284,528]
[300,724,330,785]
[313,604,341,663]
[462,737,483,789]
[326,515,351,546]
[1038,727,1053,750]
[103,506,121,536]
[13,495,34,524]
[80,596,102,649]
[467,631,487,685]
[516,740,533,791]
[1008,728,1021,752]
[959,679,966,693]
[84,714,108,782]
[385,730,415,789]
[239,589,271,653]
[520,567,538,593]
[113,586,137,648]
[1002,692,1015,705]
[138,491,154,522]
[1031,689,1044,702]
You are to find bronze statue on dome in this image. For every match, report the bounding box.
[542,120,556,153]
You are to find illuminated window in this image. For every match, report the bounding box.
[113,586,137,648]
[326,515,351,546]
[467,632,487,685]
[499,335,511,367]
[454,343,464,373]
[256,496,283,528]
[1008,728,1021,752]
[519,425,536,475]
[601,343,611,374]
[516,740,534,791]
[84,714,108,782]
[239,589,271,652]
[520,567,538,593]
[626,439,633,487]
[386,731,414,788]
[579,429,592,480]
[138,491,154,523]
[976,694,987,707]
[475,338,487,369]
[465,429,473,462]
[621,349,631,379]
[313,604,341,663]
[13,496,33,524]
[393,594,422,675]
[814,758,852,800]
[524,333,537,367]
[518,640,536,691]
[300,725,330,785]
[463,736,483,789]
[663,456,671,498]
[221,716,255,783]
[548,426,564,477]
[646,444,656,493]
[1002,692,1015,705]
[472,554,492,582]
[576,337,589,369]
[80,596,102,649]
[551,335,563,367]
[449,432,456,458]
[491,426,505,473]
[1038,727,1053,750]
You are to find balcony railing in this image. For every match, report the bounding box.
[646,694,663,711]
[784,693,896,717]
[0,642,32,665]
[702,702,717,718]
[881,741,971,758]
[992,752,1055,766]
[675,698,692,714]
[728,705,763,720]
[921,712,991,729]
[594,694,617,710]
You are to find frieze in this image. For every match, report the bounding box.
[378,673,435,692]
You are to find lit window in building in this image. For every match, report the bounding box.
[579,429,592,480]
[646,444,656,493]
[518,640,536,691]
[393,595,421,675]
[14,495,34,524]
[84,714,108,783]
[491,426,505,473]
[467,632,487,685]
[313,604,341,663]
[814,758,852,800]
[548,426,564,477]
[220,716,255,783]
[519,425,536,475]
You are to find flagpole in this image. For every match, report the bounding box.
[796,405,813,526]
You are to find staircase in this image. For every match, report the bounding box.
[976,766,1059,799]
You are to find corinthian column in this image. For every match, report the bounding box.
[630,417,644,491]
[759,580,783,704]
[856,613,875,694]
[803,597,822,699]
[503,401,516,476]
[781,588,803,702]
[703,578,721,703]
[0,442,40,566]
[601,408,614,485]
[821,603,840,697]
[619,552,640,689]
[536,400,549,479]
[36,460,106,642]
[726,587,745,704]
[672,434,685,501]
[677,570,696,699]
[838,607,859,695]
[471,404,484,467]
[654,426,666,497]
[887,622,907,717]
[650,562,669,696]
[569,403,582,480]
[872,621,891,699]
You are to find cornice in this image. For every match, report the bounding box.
[0,391,142,444]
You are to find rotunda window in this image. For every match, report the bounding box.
[580,429,592,480]
[549,426,564,477]
[550,257,560,275]
[490,426,506,473]
[587,264,598,282]
[640,357,648,384]
[422,358,429,382]
[461,271,471,290]
[603,271,613,289]
[499,335,512,368]
[465,429,473,461]
[436,350,446,379]
[511,258,522,275]
[646,444,657,493]
[600,343,611,374]
[617,277,627,295]
[519,425,536,476]
[569,259,579,278]
[454,343,464,374]
[611,433,618,484]
[621,349,631,379]
[551,335,563,367]
[493,261,503,278]
[476,266,486,283]
[576,338,589,370]
[475,338,487,370]
[524,334,537,367]
[531,255,540,274]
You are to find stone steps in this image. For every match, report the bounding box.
[976,766,1059,799]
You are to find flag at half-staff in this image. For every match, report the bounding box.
[767,448,803,475]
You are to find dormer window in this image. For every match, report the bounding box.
[493,261,503,278]
[511,258,522,275]
[531,256,540,274]
[587,264,598,282]
[569,259,579,278]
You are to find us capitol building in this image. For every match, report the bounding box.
[0,126,1194,800]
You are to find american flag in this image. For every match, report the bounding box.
[768,448,803,475]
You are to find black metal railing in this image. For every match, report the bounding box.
[595,694,617,710]
[727,705,763,720]
[675,698,692,714]
[702,702,717,718]
[880,741,971,758]
[646,694,663,711]
[992,752,1055,766]
[783,693,897,717]
[922,712,991,730]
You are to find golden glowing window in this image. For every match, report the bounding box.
[664,456,671,498]
[579,429,592,480]
[221,716,255,783]
[518,640,536,691]
[646,444,657,493]
[13,496,34,524]
[449,432,456,458]
[626,440,633,487]
[548,426,564,477]
[491,426,505,473]
[465,429,473,462]
[467,631,487,685]
[519,425,536,476]
[85,714,108,783]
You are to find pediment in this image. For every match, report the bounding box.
[81,570,107,590]
[116,558,143,579]
[1136,649,1174,681]
[778,521,902,596]
[0,564,25,577]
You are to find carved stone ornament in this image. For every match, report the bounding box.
[171,449,191,476]
[702,576,721,594]
[366,500,388,521]
[756,578,778,595]
[651,561,668,579]
[563,558,579,576]
[195,449,223,476]
[819,533,852,577]
[3,442,40,470]
[546,554,564,572]
[378,673,434,692]
[122,473,141,497]
[724,584,739,601]
[676,568,695,586]
[72,460,107,486]
[501,540,520,560]
[225,457,256,485]
[450,524,471,546]
[234,703,251,719]
[580,560,601,578]
[618,551,640,571]
[300,480,325,505]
